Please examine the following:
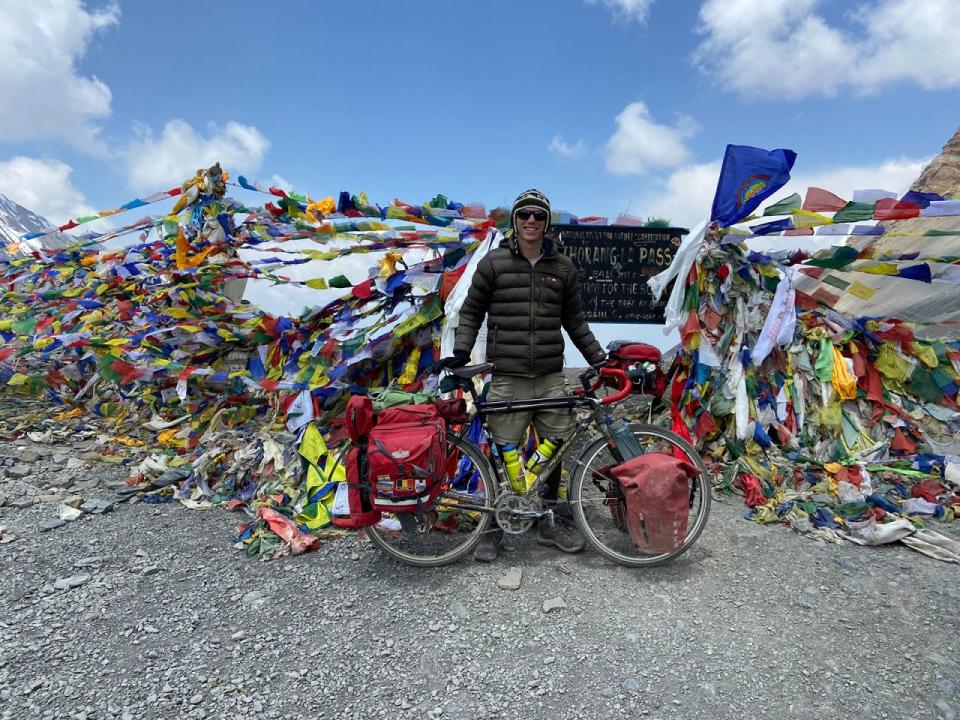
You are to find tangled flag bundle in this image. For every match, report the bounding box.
[649,145,960,559]
[1,151,959,561]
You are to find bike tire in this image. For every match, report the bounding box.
[569,423,711,568]
[365,430,496,568]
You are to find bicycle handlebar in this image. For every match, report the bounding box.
[576,367,632,405]
[598,367,632,405]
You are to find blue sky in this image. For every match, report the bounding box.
[1,0,960,355]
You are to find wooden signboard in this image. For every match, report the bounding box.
[553,224,688,323]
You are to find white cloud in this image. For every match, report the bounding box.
[124,119,270,191]
[694,0,960,99]
[0,1,119,151]
[856,0,960,90]
[270,174,293,190]
[548,135,587,159]
[605,101,697,175]
[631,156,928,239]
[0,156,98,227]
[632,161,722,229]
[586,0,655,23]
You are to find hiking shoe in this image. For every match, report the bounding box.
[537,515,586,554]
[474,531,501,562]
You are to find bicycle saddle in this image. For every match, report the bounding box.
[447,363,494,379]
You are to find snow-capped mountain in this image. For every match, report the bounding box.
[0,192,73,255]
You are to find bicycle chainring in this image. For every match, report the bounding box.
[493,492,537,535]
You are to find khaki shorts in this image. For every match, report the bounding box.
[485,372,574,446]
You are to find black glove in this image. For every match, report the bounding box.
[437,350,470,370]
[590,354,608,371]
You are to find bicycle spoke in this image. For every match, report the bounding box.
[365,431,495,567]
[570,424,711,568]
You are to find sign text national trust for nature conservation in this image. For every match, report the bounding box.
[553,224,688,323]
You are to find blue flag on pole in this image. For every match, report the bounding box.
[711,145,797,228]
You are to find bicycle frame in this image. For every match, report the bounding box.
[443,367,633,510]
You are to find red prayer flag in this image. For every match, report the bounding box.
[872,198,920,221]
[802,187,846,212]
[110,359,142,385]
[352,279,374,300]
[810,287,841,306]
[891,428,917,454]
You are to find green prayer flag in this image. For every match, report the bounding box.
[762,193,802,216]
[805,245,858,269]
[832,202,875,223]
[12,317,37,334]
[922,229,960,236]
[328,275,352,289]
[814,338,834,383]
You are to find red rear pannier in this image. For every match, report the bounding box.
[367,405,447,513]
[605,341,666,397]
[610,453,696,554]
[594,464,628,532]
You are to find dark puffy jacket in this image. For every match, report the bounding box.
[453,234,605,377]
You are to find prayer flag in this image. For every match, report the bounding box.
[711,145,797,228]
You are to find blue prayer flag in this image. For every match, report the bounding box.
[711,145,798,227]
[900,190,943,208]
[749,217,794,236]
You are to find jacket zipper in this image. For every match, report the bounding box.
[529,261,536,370]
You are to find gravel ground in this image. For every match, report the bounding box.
[1,435,958,720]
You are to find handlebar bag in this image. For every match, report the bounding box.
[367,405,447,512]
[611,453,696,554]
[605,342,666,397]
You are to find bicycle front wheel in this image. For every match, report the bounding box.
[569,423,711,568]
[365,430,496,568]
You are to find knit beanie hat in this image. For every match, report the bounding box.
[511,188,552,234]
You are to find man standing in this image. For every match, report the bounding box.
[443,189,606,562]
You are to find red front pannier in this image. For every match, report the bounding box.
[611,453,696,554]
[331,445,382,529]
[367,405,447,513]
[332,395,381,529]
[344,394,375,442]
[605,341,666,397]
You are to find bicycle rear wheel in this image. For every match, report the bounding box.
[569,423,711,568]
[365,430,496,567]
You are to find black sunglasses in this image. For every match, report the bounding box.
[516,209,548,222]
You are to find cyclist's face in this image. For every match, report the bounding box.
[515,207,547,244]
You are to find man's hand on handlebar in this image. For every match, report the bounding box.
[435,350,470,372]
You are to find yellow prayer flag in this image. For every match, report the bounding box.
[831,347,858,400]
[856,262,898,276]
[846,281,876,301]
[398,346,421,384]
[791,209,833,228]
[299,423,327,463]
